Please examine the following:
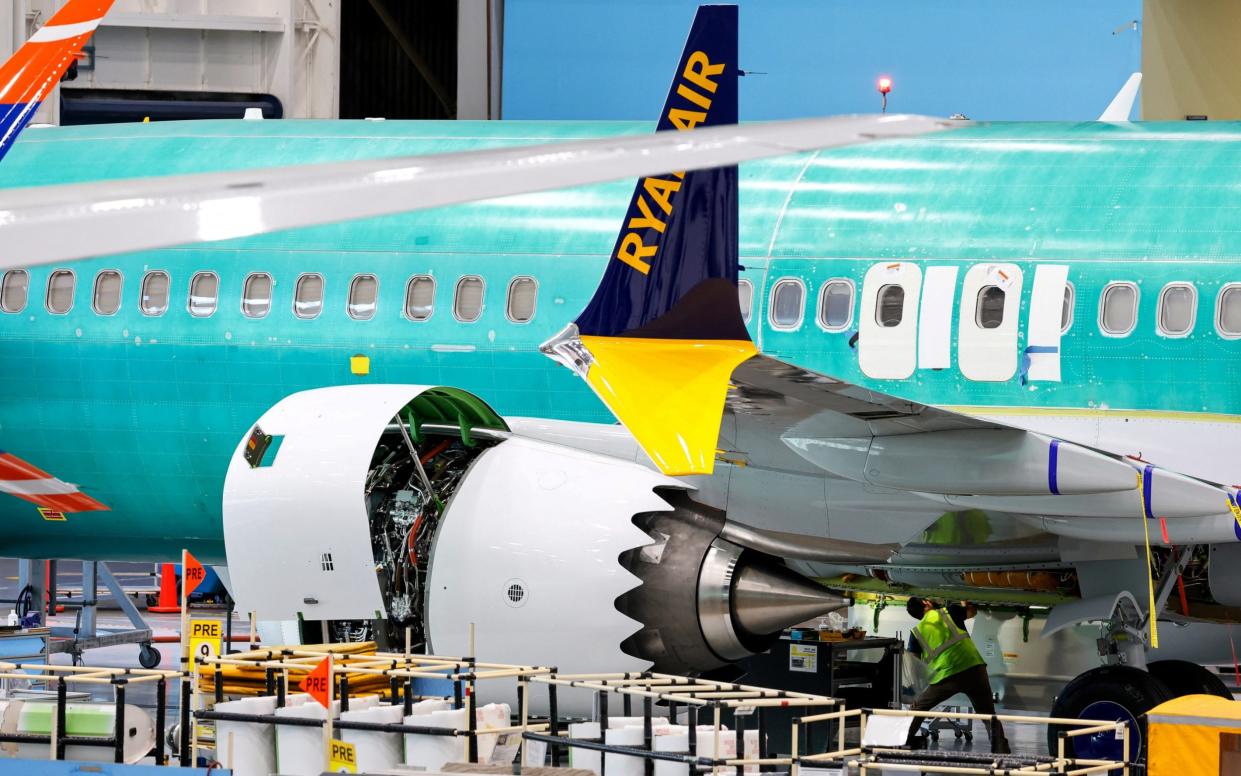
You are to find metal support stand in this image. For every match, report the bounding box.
[47,561,155,666]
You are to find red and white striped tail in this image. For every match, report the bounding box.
[0,452,108,513]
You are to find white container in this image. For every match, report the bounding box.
[340,703,405,772]
[404,707,467,770]
[214,695,279,776]
[693,724,735,761]
[568,721,601,775]
[273,696,376,776]
[654,727,691,776]
[476,702,511,763]
[604,726,645,776]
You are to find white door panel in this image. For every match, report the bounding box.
[859,262,922,380]
[958,263,1023,381]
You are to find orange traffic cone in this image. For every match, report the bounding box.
[147,563,181,613]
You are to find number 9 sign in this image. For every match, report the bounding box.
[189,619,222,670]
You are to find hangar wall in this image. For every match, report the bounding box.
[3,0,502,123]
[3,0,341,122]
[1142,0,1241,120]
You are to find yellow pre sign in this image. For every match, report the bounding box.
[329,739,357,773]
[188,619,222,671]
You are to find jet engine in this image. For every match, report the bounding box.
[223,385,848,677]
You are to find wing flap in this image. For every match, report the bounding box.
[731,355,1235,524]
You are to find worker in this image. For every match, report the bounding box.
[904,598,1010,754]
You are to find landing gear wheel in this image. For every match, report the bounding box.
[1048,665,1172,763]
[138,643,161,669]
[1147,659,1233,699]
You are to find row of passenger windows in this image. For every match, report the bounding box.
[0,269,539,324]
[1,266,1231,340]
[745,277,1241,339]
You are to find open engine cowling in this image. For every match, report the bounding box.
[224,385,848,677]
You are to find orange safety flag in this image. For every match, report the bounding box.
[183,550,207,596]
[302,656,332,708]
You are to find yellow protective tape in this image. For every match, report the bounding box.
[1137,472,1159,649]
[579,336,757,476]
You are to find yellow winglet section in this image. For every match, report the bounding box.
[579,335,757,475]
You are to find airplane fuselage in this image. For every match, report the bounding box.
[2,118,1241,562]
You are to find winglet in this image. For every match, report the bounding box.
[0,0,116,163]
[1098,72,1142,122]
[541,5,754,476]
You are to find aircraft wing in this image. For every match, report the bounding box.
[725,355,1233,522]
[0,113,955,269]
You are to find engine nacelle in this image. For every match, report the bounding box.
[224,385,847,677]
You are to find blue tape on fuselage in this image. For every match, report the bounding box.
[1019,345,1058,386]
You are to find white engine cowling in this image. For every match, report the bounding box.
[425,435,674,674]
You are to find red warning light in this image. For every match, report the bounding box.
[877,77,893,95]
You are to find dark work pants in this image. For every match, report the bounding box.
[904,664,1010,753]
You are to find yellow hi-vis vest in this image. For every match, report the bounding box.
[912,608,986,685]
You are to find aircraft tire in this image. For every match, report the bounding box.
[1046,665,1172,763]
[1147,659,1233,699]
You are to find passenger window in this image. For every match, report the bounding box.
[818,279,854,331]
[1099,282,1138,336]
[242,273,273,318]
[1061,283,1074,333]
[1218,285,1241,338]
[769,279,805,329]
[140,271,170,316]
[46,270,75,314]
[506,276,537,323]
[975,285,1005,329]
[188,272,219,317]
[454,276,484,322]
[1157,282,1196,336]
[876,284,905,327]
[405,275,435,321]
[93,270,122,315]
[348,274,378,320]
[294,273,324,320]
[738,279,753,323]
[1,270,28,313]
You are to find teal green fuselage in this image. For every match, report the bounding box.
[2,119,1240,562]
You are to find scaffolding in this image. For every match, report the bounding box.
[525,672,839,775]
[196,645,554,768]
[185,647,1131,775]
[793,706,1132,776]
